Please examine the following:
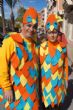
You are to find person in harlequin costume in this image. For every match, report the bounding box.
[0,7,39,110]
[40,14,68,110]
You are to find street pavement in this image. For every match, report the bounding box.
[62,66,73,110]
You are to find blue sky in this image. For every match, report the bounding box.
[3,0,21,19]
[0,0,47,19]
[20,0,47,11]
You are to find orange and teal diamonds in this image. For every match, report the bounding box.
[51,56,58,66]
[29,68,37,78]
[16,47,23,60]
[50,89,56,98]
[51,77,58,87]
[34,68,38,77]
[13,74,20,86]
[26,97,34,109]
[44,69,52,79]
[47,97,51,105]
[41,68,45,77]
[45,54,51,64]
[42,62,51,72]
[58,79,62,87]
[10,102,15,109]
[45,69,52,79]
[16,102,23,110]
[43,88,49,97]
[23,42,32,60]
[19,97,26,107]
[51,50,61,66]
[24,102,30,110]
[27,52,32,60]
[56,49,61,59]
[0,99,6,105]
[26,84,35,94]
[61,92,65,103]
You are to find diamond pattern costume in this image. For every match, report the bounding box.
[0,33,39,110]
[40,39,68,108]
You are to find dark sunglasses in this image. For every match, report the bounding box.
[47,31,58,35]
[26,24,38,30]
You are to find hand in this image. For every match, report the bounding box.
[4,90,13,103]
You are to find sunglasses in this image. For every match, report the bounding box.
[47,30,58,35]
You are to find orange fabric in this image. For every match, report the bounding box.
[13,85,18,91]
[32,100,39,110]
[46,14,57,24]
[10,52,19,69]
[18,43,28,62]
[13,108,16,110]
[14,100,20,106]
[11,33,28,62]
[23,91,29,101]
[64,56,68,81]
[15,70,23,77]
[61,53,65,59]
[59,42,67,48]
[54,86,59,93]
[51,102,55,108]
[57,95,61,103]
[30,90,36,102]
[11,34,23,43]
[21,68,29,78]
[48,41,58,57]
[42,76,50,86]
[0,98,2,101]
[40,55,46,64]
[23,7,38,24]
[6,106,10,110]
[58,67,62,73]
[18,84,26,95]
[51,64,58,74]
[27,76,35,86]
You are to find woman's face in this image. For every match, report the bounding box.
[47,29,58,43]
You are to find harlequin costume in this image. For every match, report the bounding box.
[40,14,68,108]
[0,7,39,110]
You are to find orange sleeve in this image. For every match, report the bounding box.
[64,52,68,81]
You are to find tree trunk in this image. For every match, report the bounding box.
[0,0,6,35]
[10,8,15,31]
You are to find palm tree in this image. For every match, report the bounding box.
[0,0,6,35]
[5,0,18,31]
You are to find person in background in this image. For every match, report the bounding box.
[40,14,68,110]
[0,7,39,110]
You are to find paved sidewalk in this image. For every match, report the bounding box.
[62,70,73,110]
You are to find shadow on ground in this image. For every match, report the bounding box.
[62,66,73,110]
